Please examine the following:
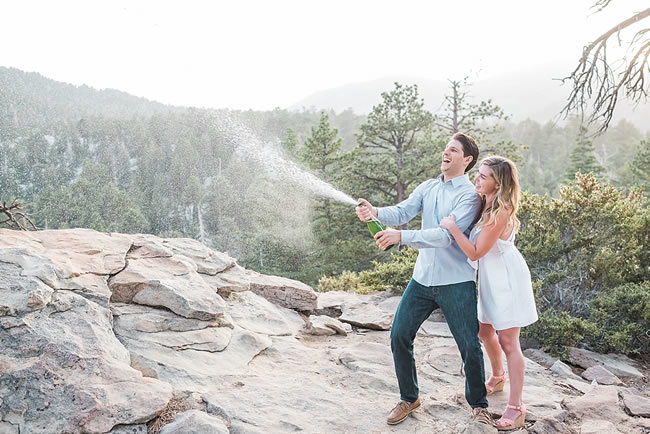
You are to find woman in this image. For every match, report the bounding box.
[440,156,537,431]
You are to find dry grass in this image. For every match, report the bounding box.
[147,395,191,434]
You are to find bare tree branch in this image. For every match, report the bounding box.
[561,7,650,134]
[591,0,613,13]
[358,174,395,199]
[591,0,612,12]
[0,200,38,231]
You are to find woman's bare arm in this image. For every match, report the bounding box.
[440,210,509,261]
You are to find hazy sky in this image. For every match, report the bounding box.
[2,0,647,110]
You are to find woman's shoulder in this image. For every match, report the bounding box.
[495,206,514,221]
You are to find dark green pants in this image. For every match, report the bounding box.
[390,278,488,408]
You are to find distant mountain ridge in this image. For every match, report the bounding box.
[2,65,647,132]
[289,64,650,131]
[0,66,182,129]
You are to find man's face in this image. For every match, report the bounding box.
[441,139,470,174]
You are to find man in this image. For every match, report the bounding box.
[356,132,491,425]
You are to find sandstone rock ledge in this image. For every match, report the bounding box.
[0,229,648,434]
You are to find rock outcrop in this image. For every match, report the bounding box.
[1,228,648,433]
[0,229,313,432]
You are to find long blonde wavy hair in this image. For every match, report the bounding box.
[476,156,521,234]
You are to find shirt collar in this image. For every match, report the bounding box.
[438,173,470,188]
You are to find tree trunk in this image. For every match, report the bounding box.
[452,81,459,133]
[197,199,206,244]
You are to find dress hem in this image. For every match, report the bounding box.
[479,317,538,331]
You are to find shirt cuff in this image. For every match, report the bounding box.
[377,208,387,222]
[400,230,414,245]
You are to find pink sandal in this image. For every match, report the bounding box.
[495,403,526,431]
[485,372,506,395]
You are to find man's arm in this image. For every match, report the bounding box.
[399,191,481,249]
[376,181,429,226]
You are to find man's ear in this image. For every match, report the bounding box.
[464,155,473,166]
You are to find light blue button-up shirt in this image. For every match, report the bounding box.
[377,174,482,287]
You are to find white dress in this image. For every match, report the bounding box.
[468,227,538,330]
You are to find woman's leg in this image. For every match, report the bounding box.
[497,327,525,421]
[478,322,505,387]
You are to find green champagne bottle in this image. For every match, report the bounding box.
[366,215,394,251]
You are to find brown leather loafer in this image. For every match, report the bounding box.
[386,398,421,425]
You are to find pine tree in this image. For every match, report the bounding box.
[345,82,437,206]
[297,111,343,247]
[281,128,299,157]
[298,112,375,281]
[628,139,650,192]
[299,112,342,178]
[566,127,605,181]
[435,77,522,163]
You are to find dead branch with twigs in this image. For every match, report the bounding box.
[560,5,650,135]
[0,200,38,231]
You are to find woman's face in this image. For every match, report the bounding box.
[474,164,499,196]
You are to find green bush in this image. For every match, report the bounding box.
[589,281,650,354]
[518,174,647,317]
[358,247,418,294]
[317,247,417,294]
[516,174,650,356]
[523,282,650,357]
[318,271,364,293]
[523,310,597,358]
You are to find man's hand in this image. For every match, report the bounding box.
[374,228,401,250]
[355,198,377,222]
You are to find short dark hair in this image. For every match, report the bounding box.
[452,132,479,172]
